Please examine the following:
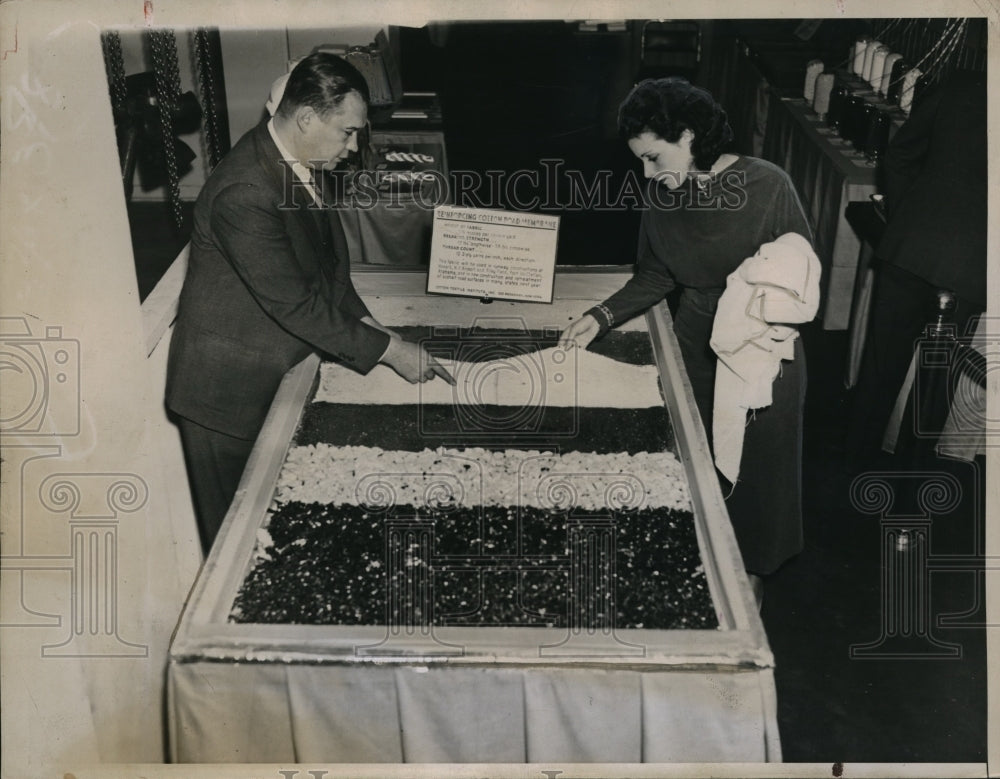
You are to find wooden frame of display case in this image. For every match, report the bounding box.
[168,267,780,763]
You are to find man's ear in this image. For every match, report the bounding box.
[295,105,316,133]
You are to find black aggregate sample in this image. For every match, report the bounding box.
[388,326,656,367]
[231,502,717,630]
[296,404,676,454]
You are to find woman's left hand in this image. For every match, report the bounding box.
[558,313,600,350]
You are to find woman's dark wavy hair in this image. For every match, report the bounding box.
[277,52,371,119]
[618,77,734,171]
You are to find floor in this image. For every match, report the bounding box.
[770,323,986,762]
[127,19,987,763]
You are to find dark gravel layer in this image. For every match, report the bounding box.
[387,327,656,367]
[296,404,676,454]
[232,502,716,630]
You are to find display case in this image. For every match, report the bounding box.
[168,268,780,764]
[339,130,448,266]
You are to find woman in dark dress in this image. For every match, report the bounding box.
[560,78,815,583]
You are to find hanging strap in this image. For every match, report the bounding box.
[148,29,186,230]
[192,28,228,169]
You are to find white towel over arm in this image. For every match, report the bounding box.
[710,232,821,483]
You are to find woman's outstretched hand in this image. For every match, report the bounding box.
[558,313,600,351]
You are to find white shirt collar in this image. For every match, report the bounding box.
[267,117,323,207]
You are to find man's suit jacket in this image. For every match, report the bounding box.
[877,73,986,308]
[166,120,391,440]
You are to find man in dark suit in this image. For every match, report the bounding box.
[846,72,986,460]
[167,53,452,553]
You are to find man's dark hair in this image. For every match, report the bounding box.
[618,77,734,171]
[276,52,370,119]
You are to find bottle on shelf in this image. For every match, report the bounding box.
[864,109,892,163]
[827,82,849,132]
[887,59,909,103]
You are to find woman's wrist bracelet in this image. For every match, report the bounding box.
[590,304,615,329]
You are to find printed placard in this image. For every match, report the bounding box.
[427,206,560,303]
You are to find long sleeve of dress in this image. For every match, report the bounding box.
[586,209,677,333]
[768,171,814,246]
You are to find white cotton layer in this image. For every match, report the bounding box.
[313,347,664,408]
[274,444,692,513]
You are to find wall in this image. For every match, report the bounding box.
[220,26,389,147]
[116,29,209,201]
[1,11,203,774]
[115,25,391,200]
